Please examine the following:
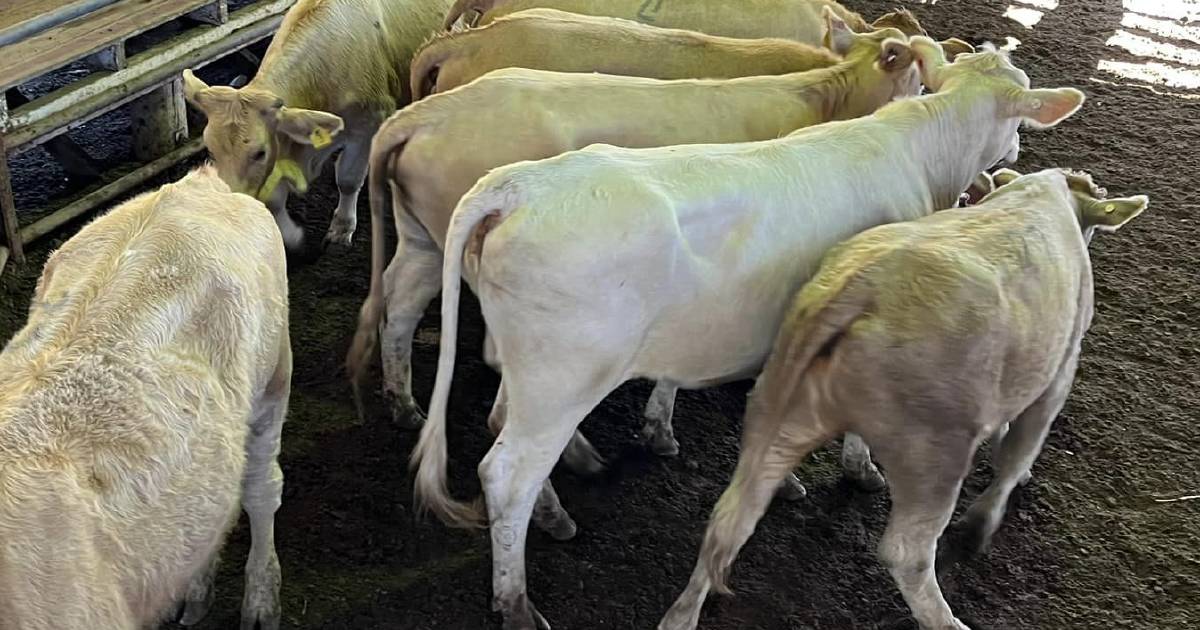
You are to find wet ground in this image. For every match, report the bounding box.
[1,1,1197,628]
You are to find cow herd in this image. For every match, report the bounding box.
[0,1,1150,630]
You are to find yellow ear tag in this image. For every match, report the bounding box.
[1104,204,1115,214]
[309,127,332,149]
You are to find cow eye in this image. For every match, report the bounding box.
[251,149,267,162]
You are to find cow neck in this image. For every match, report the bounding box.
[810,57,870,122]
[879,84,1011,210]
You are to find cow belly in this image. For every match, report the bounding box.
[632,282,796,387]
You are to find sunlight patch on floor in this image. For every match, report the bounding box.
[1123,0,1200,23]
[1004,5,1045,28]
[1097,0,1200,95]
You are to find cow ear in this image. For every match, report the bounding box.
[181,69,217,112]
[939,37,975,60]
[822,6,855,56]
[991,168,1021,187]
[1082,195,1148,232]
[879,38,915,73]
[962,171,995,205]
[871,9,926,37]
[1015,87,1085,128]
[275,107,344,148]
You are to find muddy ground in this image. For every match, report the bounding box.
[1,0,1197,628]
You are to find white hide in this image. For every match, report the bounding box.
[0,167,291,630]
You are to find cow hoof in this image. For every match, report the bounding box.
[640,424,680,457]
[846,464,887,493]
[650,434,680,457]
[777,473,807,501]
[387,395,426,429]
[501,598,551,630]
[179,587,215,625]
[241,555,281,630]
[539,514,578,542]
[322,222,355,248]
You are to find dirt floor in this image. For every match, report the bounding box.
[1,0,1197,628]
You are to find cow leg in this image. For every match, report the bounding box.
[239,344,290,630]
[487,381,577,541]
[379,233,442,428]
[659,396,835,630]
[954,359,1075,561]
[481,371,615,630]
[841,432,886,491]
[178,549,221,625]
[325,135,369,247]
[264,184,304,252]
[872,429,975,630]
[642,380,680,456]
[986,422,1032,486]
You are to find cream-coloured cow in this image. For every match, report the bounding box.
[445,0,925,41]
[349,13,926,494]
[181,0,454,251]
[0,166,291,630]
[661,168,1146,630]
[411,39,1085,630]
[412,8,843,99]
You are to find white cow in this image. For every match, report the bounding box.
[0,166,291,630]
[411,39,1085,630]
[349,13,926,499]
[443,0,925,44]
[412,7,883,99]
[182,0,454,251]
[659,168,1146,630]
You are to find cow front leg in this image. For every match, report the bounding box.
[641,380,680,456]
[178,550,221,625]
[239,346,290,630]
[264,185,304,252]
[325,135,369,247]
[379,235,443,427]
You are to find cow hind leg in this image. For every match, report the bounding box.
[985,422,1032,487]
[378,235,442,427]
[239,347,290,630]
[481,371,616,630]
[659,402,836,630]
[841,432,887,491]
[871,428,976,630]
[487,380,578,541]
[951,359,1076,564]
[325,136,370,247]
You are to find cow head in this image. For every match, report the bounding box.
[181,69,344,204]
[909,38,1084,169]
[822,9,922,113]
[992,168,1148,242]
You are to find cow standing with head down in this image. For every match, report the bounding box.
[181,0,454,251]
[660,167,1146,630]
[0,166,291,630]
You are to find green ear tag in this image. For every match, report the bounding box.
[310,127,332,149]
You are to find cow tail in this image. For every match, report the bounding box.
[345,114,413,420]
[704,276,871,593]
[410,183,514,528]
